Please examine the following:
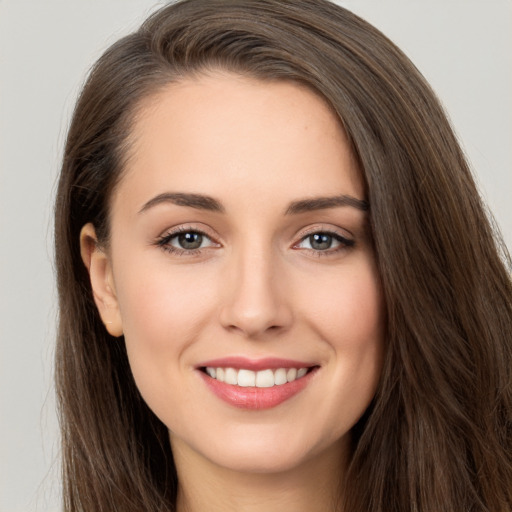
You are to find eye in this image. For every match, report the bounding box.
[172,231,208,250]
[302,233,336,251]
[156,228,218,254]
[295,231,354,252]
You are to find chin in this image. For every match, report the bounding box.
[178,423,348,476]
[211,446,308,474]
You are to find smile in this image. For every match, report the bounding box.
[198,358,318,410]
[204,366,309,387]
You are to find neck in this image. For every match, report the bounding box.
[171,435,349,512]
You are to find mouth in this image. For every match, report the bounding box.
[200,366,312,387]
[197,358,319,409]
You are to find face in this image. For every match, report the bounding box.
[84,72,384,475]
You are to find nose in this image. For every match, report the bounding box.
[219,246,293,338]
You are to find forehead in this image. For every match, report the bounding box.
[114,72,363,216]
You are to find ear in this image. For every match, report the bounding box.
[80,223,124,337]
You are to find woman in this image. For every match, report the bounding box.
[54,0,512,510]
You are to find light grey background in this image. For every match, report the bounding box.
[1,1,510,510]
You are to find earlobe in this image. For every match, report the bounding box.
[79,223,124,337]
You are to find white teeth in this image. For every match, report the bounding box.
[297,368,308,378]
[274,368,287,385]
[205,366,311,387]
[255,369,274,388]
[286,368,297,382]
[237,369,256,387]
[225,367,238,385]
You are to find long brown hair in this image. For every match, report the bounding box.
[54,1,512,510]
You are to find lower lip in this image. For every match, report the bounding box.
[199,369,316,410]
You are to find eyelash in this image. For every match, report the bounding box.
[155,226,216,256]
[154,227,355,257]
[293,228,355,257]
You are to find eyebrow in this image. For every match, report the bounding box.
[138,191,368,216]
[138,192,225,214]
[285,195,369,215]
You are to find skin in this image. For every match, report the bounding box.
[81,72,385,511]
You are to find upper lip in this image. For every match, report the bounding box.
[197,356,317,371]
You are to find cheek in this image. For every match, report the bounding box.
[303,259,384,348]
[300,259,385,416]
[113,262,218,395]
[116,260,215,339]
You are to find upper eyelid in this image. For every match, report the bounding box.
[162,227,212,241]
[295,224,354,240]
[153,225,221,252]
[159,224,218,240]
[291,225,356,253]
[154,223,354,247]
[295,232,353,247]
[155,228,220,255]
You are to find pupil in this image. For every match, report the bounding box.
[178,232,202,249]
[310,233,332,250]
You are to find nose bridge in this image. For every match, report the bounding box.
[219,237,291,337]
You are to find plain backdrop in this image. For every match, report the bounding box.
[0,1,510,510]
